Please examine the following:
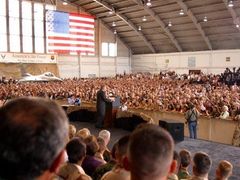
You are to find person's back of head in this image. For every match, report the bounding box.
[66,137,86,164]
[0,97,68,180]
[99,129,111,146]
[69,124,77,140]
[116,135,130,164]
[76,128,91,140]
[193,152,212,178]
[126,124,174,180]
[97,137,106,153]
[179,149,191,168]
[84,135,99,156]
[216,160,233,180]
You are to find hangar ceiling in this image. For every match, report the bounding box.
[60,0,240,54]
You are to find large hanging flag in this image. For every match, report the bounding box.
[46,10,95,55]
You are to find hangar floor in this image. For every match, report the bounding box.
[71,121,240,180]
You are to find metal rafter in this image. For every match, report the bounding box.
[131,0,182,52]
[222,0,240,32]
[59,0,132,52]
[93,0,156,53]
[175,0,213,50]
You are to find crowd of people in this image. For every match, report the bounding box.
[0,97,234,180]
[0,70,239,119]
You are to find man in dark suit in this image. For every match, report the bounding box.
[95,85,113,128]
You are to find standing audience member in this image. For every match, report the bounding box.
[185,103,200,139]
[95,137,107,163]
[178,149,191,179]
[125,124,176,180]
[168,151,180,180]
[69,124,77,140]
[57,138,91,180]
[190,152,212,180]
[101,135,130,180]
[0,97,68,180]
[215,160,233,180]
[82,135,105,177]
[76,128,91,140]
[98,130,111,162]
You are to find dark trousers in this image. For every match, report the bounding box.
[188,121,197,139]
[95,110,105,128]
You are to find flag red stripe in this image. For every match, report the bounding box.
[48,43,94,48]
[48,36,94,42]
[69,19,95,25]
[69,26,94,30]
[69,32,94,36]
[70,13,95,19]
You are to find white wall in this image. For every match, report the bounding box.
[132,49,240,74]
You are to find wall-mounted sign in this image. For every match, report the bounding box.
[188,56,196,67]
[226,57,231,62]
[0,53,57,64]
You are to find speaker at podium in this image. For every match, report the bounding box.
[159,119,184,143]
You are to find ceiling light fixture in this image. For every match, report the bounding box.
[138,26,142,31]
[109,10,113,15]
[63,1,68,5]
[236,24,239,28]
[112,21,116,27]
[228,0,234,7]
[168,21,172,27]
[179,9,184,15]
[146,0,152,6]
[113,30,117,34]
[142,16,147,21]
[203,16,208,22]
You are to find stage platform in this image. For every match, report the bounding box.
[71,121,240,180]
[60,101,237,146]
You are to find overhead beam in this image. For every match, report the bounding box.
[222,0,240,32]
[58,0,132,53]
[93,0,156,53]
[175,0,213,50]
[132,0,182,52]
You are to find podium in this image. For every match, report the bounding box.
[104,96,121,127]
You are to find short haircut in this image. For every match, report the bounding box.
[0,97,68,179]
[99,130,111,145]
[128,124,174,179]
[179,149,191,168]
[84,135,99,156]
[117,135,130,158]
[193,152,212,176]
[217,160,233,178]
[69,124,77,140]
[66,138,86,164]
[76,128,91,139]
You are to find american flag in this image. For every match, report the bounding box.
[46,10,95,55]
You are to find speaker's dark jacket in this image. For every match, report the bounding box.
[96,89,111,116]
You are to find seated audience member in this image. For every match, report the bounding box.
[98,130,111,162]
[76,128,91,140]
[69,124,77,140]
[125,124,176,180]
[57,138,91,180]
[0,97,68,180]
[101,135,130,180]
[190,152,212,180]
[82,135,105,177]
[219,105,230,120]
[215,160,233,180]
[168,151,180,180]
[178,149,191,179]
[92,142,117,180]
[95,137,107,163]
